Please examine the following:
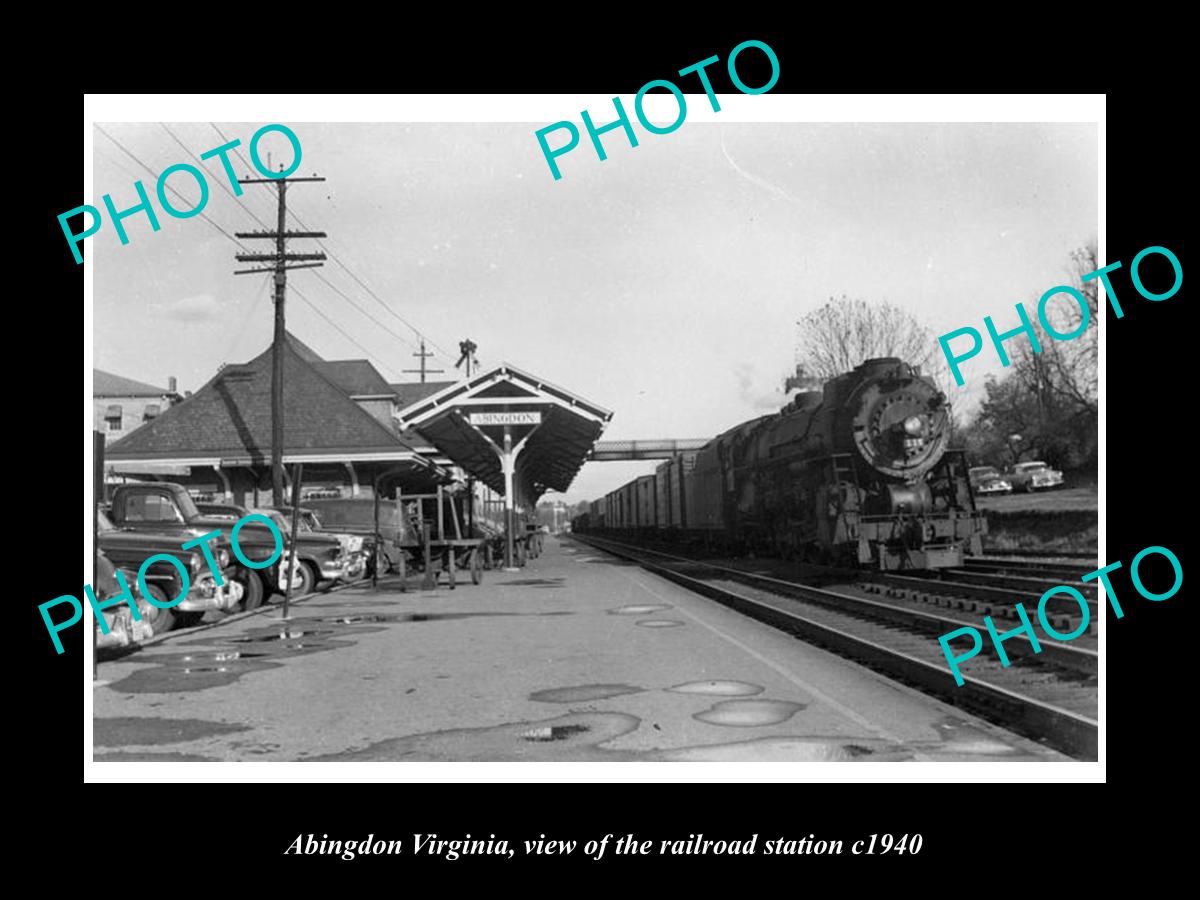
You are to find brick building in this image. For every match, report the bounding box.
[93,370,182,441]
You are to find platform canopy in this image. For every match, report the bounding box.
[393,363,612,507]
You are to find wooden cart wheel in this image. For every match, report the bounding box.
[471,548,483,584]
[484,544,494,570]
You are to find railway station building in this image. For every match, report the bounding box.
[103,333,613,548]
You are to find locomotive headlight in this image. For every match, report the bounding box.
[903,415,924,436]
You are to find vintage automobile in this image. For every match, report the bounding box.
[304,498,421,575]
[249,507,353,593]
[98,508,244,633]
[94,549,156,650]
[1007,460,1066,492]
[968,465,1012,495]
[270,505,370,582]
[108,482,287,611]
[195,502,245,521]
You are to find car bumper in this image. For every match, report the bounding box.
[177,576,244,612]
[1032,478,1064,489]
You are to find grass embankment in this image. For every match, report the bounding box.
[976,486,1097,556]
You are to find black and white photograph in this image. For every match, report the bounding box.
[82,96,1102,773]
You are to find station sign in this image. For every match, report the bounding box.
[468,412,542,426]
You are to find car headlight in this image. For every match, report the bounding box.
[188,553,202,573]
[217,548,230,568]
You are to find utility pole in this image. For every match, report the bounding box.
[403,338,445,383]
[233,172,327,506]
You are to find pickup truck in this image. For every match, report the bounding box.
[108,482,284,611]
[98,509,244,632]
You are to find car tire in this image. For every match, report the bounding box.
[239,571,264,611]
[278,560,315,598]
[141,583,177,634]
[298,562,317,596]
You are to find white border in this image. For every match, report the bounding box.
[84,93,1105,784]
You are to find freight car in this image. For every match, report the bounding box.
[583,358,986,570]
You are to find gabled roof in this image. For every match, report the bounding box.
[389,380,457,409]
[94,369,174,398]
[106,334,421,463]
[393,362,612,501]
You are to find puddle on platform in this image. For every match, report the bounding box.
[694,699,806,727]
[636,619,685,628]
[306,712,644,762]
[496,578,566,588]
[304,710,911,762]
[106,651,286,693]
[94,716,252,747]
[930,717,1022,756]
[660,738,911,762]
[668,680,765,697]
[608,604,672,615]
[529,684,644,703]
[95,750,220,762]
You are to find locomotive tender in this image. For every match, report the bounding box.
[581,358,986,570]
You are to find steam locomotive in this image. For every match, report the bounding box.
[579,358,986,570]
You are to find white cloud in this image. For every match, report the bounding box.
[157,293,220,322]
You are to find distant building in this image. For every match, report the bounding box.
[93,370,183,440]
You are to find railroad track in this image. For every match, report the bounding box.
[962,557,1096,583]
[571,534,1098,760]
[866,569,1098,634]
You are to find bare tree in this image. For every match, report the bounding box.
[795,296,939,382]
[960,240,1100,474]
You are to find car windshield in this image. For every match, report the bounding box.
[1021,462,1047,471]
[252,509,292,533]
[301,511,321,531]
[971,467,999,477]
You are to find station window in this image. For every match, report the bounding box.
[143,403,161,421]
[105,404,122,431]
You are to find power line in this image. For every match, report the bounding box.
[211,122,457,368]
[94,124,252,253]
[100,124,406,387]
[290,283,405,381]
[287,201,457,366]
[304,267,423,354]
[160,122,273,232]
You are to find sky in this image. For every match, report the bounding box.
[93,120,1097,505]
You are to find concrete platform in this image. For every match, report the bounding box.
[92,536,1068,762]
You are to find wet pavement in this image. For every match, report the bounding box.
[92,537,1069,762]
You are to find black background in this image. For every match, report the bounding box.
[21,20,1187,885]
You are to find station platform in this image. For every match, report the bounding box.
[92,536,1067,762]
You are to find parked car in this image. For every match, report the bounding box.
[304,498,421,574]
[968,465,1012,495]
[108,482,286,611]
[249,507,359,591]
[94,549,156,650]
[195,502,244,521]
[270,506,370,582]
[1007,461,1065,492]
[98,508,244,633]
